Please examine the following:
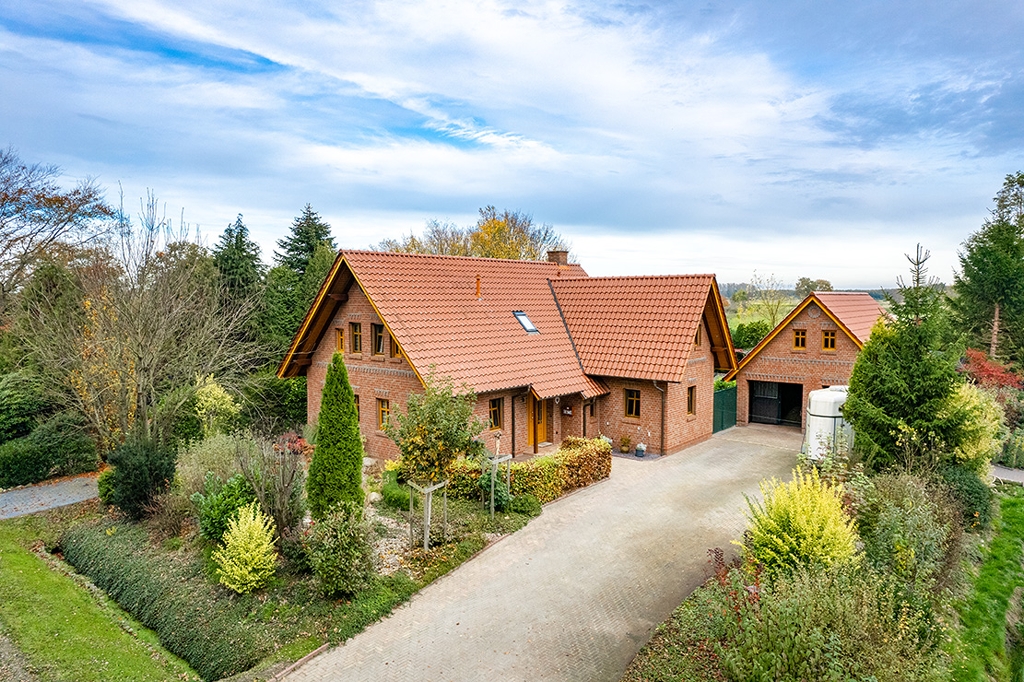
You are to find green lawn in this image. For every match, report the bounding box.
[0,506,199,682]
[952,486,1024,682]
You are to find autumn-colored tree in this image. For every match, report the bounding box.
[377,207,569,261]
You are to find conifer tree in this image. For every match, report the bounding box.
[844,246,966,471]
[212,214,264,313]
[307,352,364,519]
[952,172,1024,362]
[274,204,335,276]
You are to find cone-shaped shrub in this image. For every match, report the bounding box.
[307,352,364,519]
[213,501,277,594]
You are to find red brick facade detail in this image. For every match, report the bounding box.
[733,303,861,430]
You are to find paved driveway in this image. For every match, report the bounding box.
[0,473,99,521]
[285,425,799,682]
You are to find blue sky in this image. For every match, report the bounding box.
[2,0,1022,287]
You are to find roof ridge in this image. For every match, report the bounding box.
[554,273,715,282]
[341,248,580,267]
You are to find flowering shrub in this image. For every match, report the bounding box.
[304,501,375,596]
[741,467,857,574]
[212,502,277,594]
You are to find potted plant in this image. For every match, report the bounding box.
[635,442,646,457]
[619,435,631,454]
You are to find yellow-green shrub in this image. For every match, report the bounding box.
[558,436,612,488]
[510,456,565,502]
[213,502,277,594]
[742,467,857,574]
[940,382,1004,472]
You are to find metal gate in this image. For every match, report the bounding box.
[749,381,780,424]
[713,385,737,433]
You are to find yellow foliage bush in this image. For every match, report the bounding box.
[940,382,1004,472]
[742,467,858,574]
[213,502,277,594]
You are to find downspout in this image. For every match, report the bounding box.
[653,380,665,455]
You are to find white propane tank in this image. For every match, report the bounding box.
[804,386,853,461]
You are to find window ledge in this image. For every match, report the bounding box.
[371,355,385,362]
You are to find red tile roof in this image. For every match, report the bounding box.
[280,250,734,394]
[551,275,735,382]
[812,292,885,344]
[281,250,606,399]
[723,290,885,381]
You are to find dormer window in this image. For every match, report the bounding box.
[513,311,539,334]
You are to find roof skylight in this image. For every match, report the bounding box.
[513,311,539,334]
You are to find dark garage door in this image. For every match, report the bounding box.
[749,381,803,427]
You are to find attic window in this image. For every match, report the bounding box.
[513,311,539,334]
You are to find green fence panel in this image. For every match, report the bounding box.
[713,386,737,433]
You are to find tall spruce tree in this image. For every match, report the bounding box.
[307,352,364,519]
[213,214,264,312]
[843,246,966,471]
[952,172,1024,363]
[274,204,335,276]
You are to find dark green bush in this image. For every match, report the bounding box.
[0,413,97,488]
[381,469,417,511]
[939,463,993,530]
[190,472,257,543]
[479,467,511,511]
[60,521,271,681]
[305,501,375,596]
[307,354,364,518]
[239,371,307,434]
[0,437,48,489]
[509,493,542,517]
[29,412,97,476]
[731,319,773,349]
[106,438,177,520]
[0,371,49,444]
[97,468,114,504]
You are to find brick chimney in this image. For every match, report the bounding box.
[546,250,568,266]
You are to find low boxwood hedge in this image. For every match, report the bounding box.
[60,521,271,681]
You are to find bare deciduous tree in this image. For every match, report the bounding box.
[0,148,112,319]
[750,271,788,327]
[18,192,263,451]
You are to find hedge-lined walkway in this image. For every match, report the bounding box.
[284,425,799,682]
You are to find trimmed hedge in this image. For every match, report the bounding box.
[448,436,611,504]
[60,521,272,681]
[0,413,97,489]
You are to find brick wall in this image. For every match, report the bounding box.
[734,302,860,430]
[594,319,715,455]
[306,284,422,460]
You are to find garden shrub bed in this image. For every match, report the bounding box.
[60,519,417,681]
[448,436,611,504]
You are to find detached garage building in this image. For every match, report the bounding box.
[723,292,885,430]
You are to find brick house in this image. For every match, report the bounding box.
[277,250,735,459]
[723,292,885,430]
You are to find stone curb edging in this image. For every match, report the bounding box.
[270,643,331,681]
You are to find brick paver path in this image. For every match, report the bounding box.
[284,425,799,682]
[0,473,99,520]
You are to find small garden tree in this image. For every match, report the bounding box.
[386,372,483,485]
[386,372,483,548]
[307,352,363,519]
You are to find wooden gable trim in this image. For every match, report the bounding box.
[722,293,865,381]
[704,276,737,373]
[277,252,426,389]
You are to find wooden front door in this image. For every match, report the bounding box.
[527,396,549,446]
